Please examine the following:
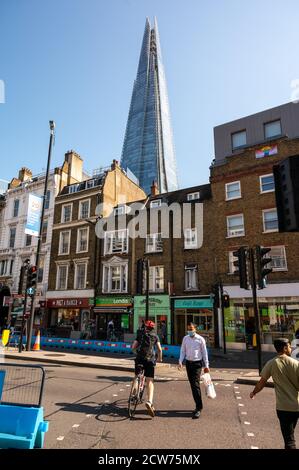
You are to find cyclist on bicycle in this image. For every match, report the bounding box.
[132,320,162,417]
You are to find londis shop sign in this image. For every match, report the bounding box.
[95,297,133,307]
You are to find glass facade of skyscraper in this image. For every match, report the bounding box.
[121,18,178,195]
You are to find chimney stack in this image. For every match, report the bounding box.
[18,167,32,182]
[151,180,159,196]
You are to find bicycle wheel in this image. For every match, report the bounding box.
[128,377,140,419]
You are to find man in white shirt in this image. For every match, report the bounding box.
[178,322,210,419]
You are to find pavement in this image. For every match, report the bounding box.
[2,347,274,386]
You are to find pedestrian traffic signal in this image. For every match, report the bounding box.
[273,155,299,232]
[255,246,272,289]
[26,265,37,290]
[233,247,249,289]
[222,294,230,308]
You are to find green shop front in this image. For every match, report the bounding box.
[94,296,133,341]
[173,297,214,346]
[133,295,171,344]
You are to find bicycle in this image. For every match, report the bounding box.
[128,363,146,419]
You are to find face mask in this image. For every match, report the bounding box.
[187,331,195,337]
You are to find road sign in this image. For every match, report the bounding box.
[26,287,36,296]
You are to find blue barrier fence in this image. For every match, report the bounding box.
[5,335,181,359]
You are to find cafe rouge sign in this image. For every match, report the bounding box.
[47,298,93,308]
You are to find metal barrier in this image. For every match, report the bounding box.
[0,363,45,407]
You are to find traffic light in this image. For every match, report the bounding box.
[27,265,37,291]
[212,284,220,308]
[136,259,144,294]
[233,247,249,289]
[222,294,230,308]
[273,155,299,232]
[255,246,272,289]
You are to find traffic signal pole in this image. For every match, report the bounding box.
[145,259,150,321]
[249,248,262,374]
[219,282,226,354]
[19,289,28,353]
[27,121,55,351]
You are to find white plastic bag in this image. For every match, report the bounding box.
[202,373,216,399]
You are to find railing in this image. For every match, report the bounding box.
[0,363,45,407]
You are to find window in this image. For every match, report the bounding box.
[69,184,79,194]
[79,200,90,220]
[150,199,162,208]
[37,256,45,283]
[187,192,200,201]
[25,234,32,247]
[44,190,51,210]
[104,230,128,254]
[9,227,16,248]
[228,251,238,274]
[41,220,48,244]
[227,214,245,237]
[264,246,287,271]
[260,174,275,193]
[59,231,71,255]
[0,260,8,276]
[146,233,163,253]
[86,180,95,189]
[185,264,198,290]
[75,263,87,289]
[149,266,164,293]
[56,265,68,290]
[10,259,14,275]
[114,205,125,216]
[61,204,72,223]
[263,209,278,232]
[231,130,246,150]
[184,228,198,249]
[13,199,19,217]
[77,227,89,253]
[102,264,128,293]
[225,181,241,200]
[264,120,281,139]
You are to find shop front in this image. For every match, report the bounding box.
[47,298,94,339]
[133,295,171,344]
[94,296,133,341]
[173,297,214,346]
[224,284,299,350]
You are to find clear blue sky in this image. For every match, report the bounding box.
[1,0,299,187]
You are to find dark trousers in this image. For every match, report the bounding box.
[276,410,299,449]
[186,360,203,411]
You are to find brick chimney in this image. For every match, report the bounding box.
[151,180,159,196]
[18,167,32,182]
[111,159,120,171]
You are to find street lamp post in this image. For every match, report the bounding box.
[27,121,55,351]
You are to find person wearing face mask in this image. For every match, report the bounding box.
[178,322,210,419]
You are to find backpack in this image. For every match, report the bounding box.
[137,331,156,361]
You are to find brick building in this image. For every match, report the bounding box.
[46,160,146,339]
[96,182,216,345]
[210,102,299,350]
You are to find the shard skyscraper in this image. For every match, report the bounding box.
[121,18,178,195]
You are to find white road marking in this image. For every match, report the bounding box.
[126,384,131,387]
[113,394,118,397]
[57,436,65,441]
[235,391,240,394]
[225,384,231,387]
[234,386,239,389]
[119,389,124,391]
[244,422,251,425]
[247,433,255,437]
[105,400,110,403]
[238,404,244,407]
[241,412,247,415]
[251,446,259,449]
[237,397,242,399]
[86,414,92,418]
[72,424,80,428]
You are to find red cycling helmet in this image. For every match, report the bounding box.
[145,320,155,329]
